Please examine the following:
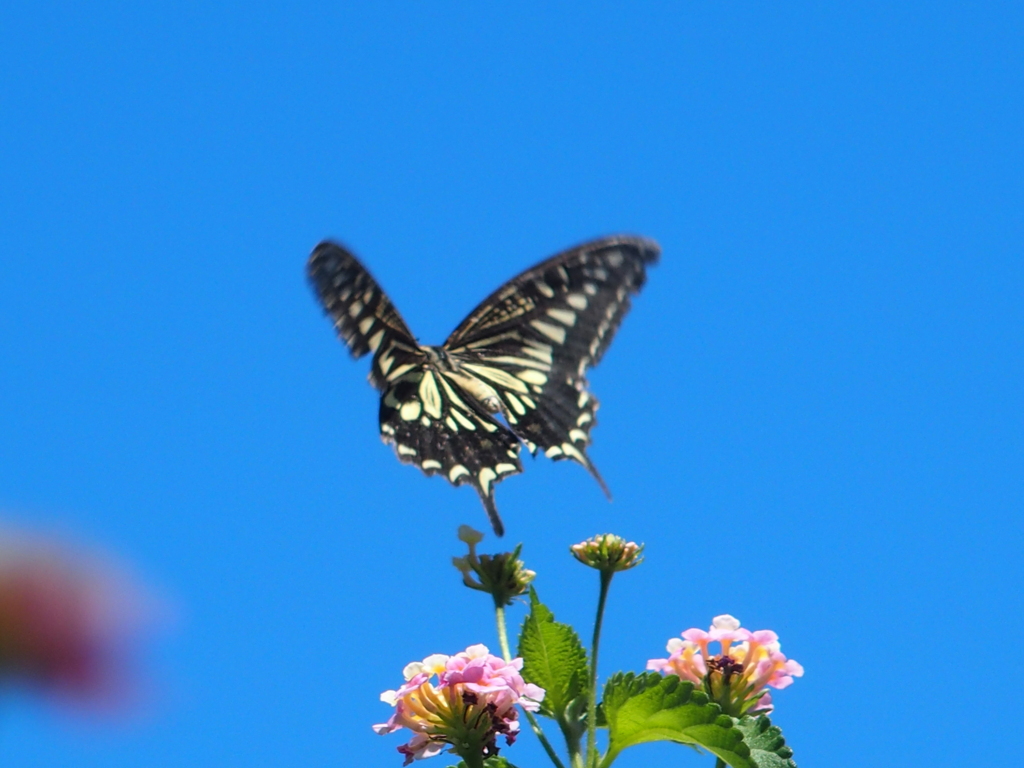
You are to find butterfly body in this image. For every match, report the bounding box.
[308,236,659,535]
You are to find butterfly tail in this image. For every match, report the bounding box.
[478,490,506,538]
[584,458,613,502]
[561,440,613,501]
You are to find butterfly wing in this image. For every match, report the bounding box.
[308,240,523,535]
[443,235,660,492]
[377,366,521,536]
[307,241,424,389]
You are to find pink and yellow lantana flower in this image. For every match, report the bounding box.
[647,614,803,717]
[374,644,545,765]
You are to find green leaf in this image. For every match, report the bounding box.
[516,587,588,720]
[733,715,797,768]
[601,672,754,767]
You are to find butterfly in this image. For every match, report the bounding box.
[307,235,659,536]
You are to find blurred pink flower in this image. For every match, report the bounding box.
[0,527,152,709]
[374,644,544,765]
[647,614,803,716]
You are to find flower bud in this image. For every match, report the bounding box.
[570,534,644,573]
[453,527,535,607]
[457,525,484,546]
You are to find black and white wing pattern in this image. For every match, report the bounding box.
[307,236,659,536]
[442,236,660,493]
[308,242,521,536]
[307,242,422,385]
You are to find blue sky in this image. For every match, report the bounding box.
[1,2,1021,766]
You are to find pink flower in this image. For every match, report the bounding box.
[375,645,545,765]
[0,527,152,709]
[647,614,802,716]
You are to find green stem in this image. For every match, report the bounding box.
[568,735,586,768]
[527,710,568,768]
[496,602,512,661]
[495,603,567,768]
[715,759,727,768]
[586,571,613,768]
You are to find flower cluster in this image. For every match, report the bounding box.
[375,644,545,765]
[570,534,644,573]
[452,526,535,607]
[647,614,803,716]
